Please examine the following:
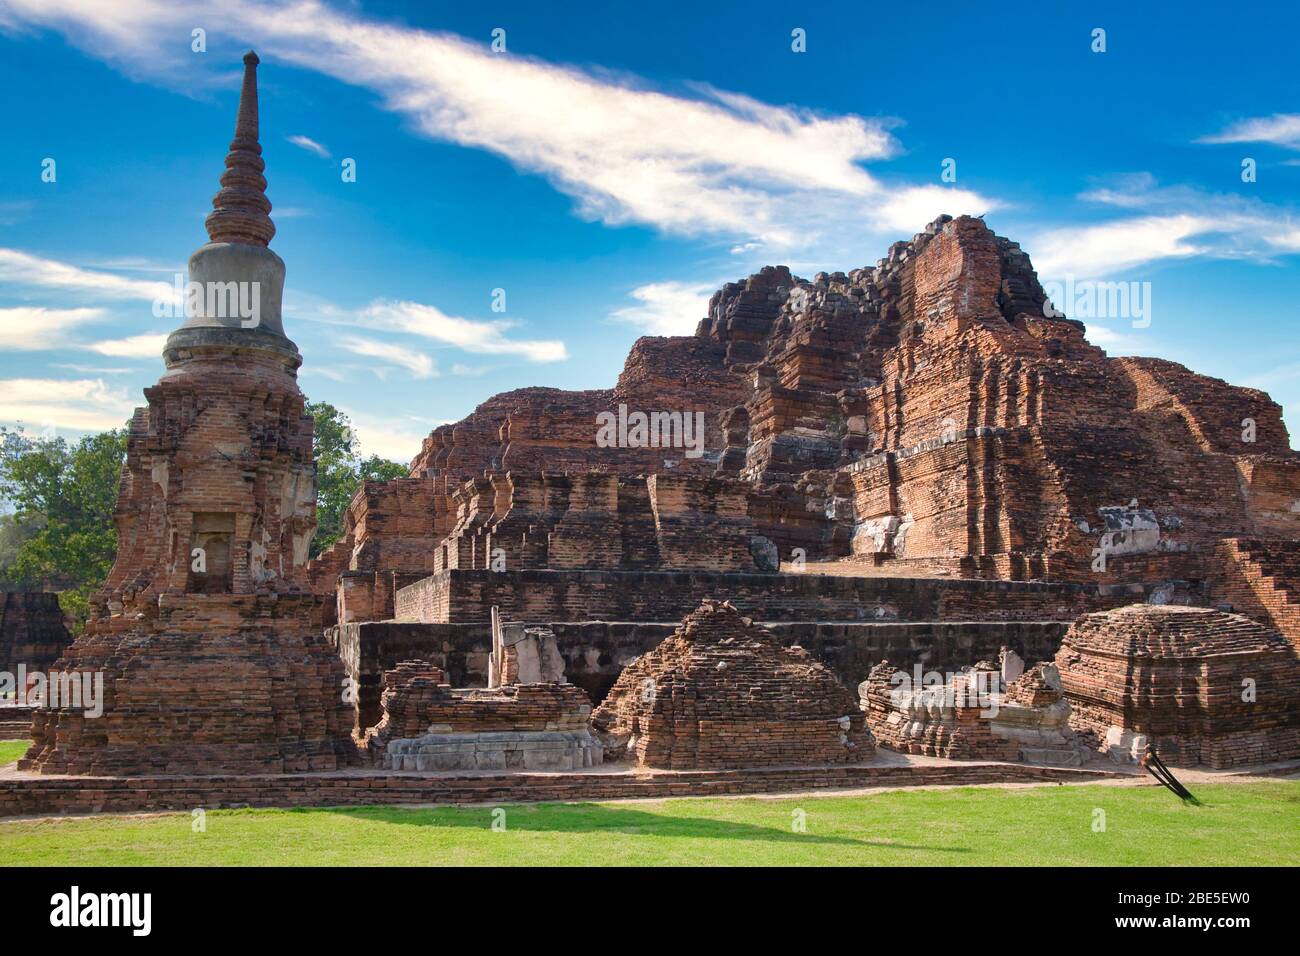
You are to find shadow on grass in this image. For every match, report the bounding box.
[302,803,971,854]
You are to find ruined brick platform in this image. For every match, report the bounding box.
[361,661,600,771]
[309,213,1300,626]
[0,703,36,738]
[23,596,356,776]
[862,658,1086,764]
[0,758,1122,819]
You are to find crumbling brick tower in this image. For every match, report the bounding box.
[22,52,356,776]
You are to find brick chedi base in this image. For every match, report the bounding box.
[20,52,355,776]
[363,661,600,771]
[593,600,871,768]
[1055,605,1300,768]
[22,596,354,775]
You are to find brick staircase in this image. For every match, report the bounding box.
[1212,538,1300,650]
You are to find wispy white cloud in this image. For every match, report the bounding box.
[360,300,567,363]
[0,201,36,226]
[0,238,566,371]
[1081,323,1161,356]
[286,133,331,158]
[338,334,437,379]
[611,281,714,336]
[0,306,105,350]
[1242,359,1300,391]
[1027,175,1300,277]
[0,0,994,262]
[51,363,134,375]
[0,378,137,433]
[85,334,169,358]
[339,407,447,463]
[0,246,175,303]
[1198,113,1300,150]
[1030,214,1214,277]
[301,365,350,383]
[81,256,183,274]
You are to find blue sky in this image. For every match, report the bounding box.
[0,0,1297,459]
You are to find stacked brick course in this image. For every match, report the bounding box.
[420,470,765,580]
[395,567,1177,626]
[1210,538,1300,650]
[0,761,1119,819]
[592,600,871,768]
[365,664,590,741]
[330,617,1071,733]
[1055,605,1300,767]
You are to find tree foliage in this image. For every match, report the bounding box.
[0,426,128,629]
[306,402,408,557]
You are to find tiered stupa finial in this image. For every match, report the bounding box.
[204,50,275,246]
[165,50,298,369]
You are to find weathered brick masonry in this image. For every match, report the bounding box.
[0,761,1120,818]
[6,50,1296,803]
[310,212,1300,620]
[1210,538,1300,649]
[360,661,600,771]
[394,568,1177,625]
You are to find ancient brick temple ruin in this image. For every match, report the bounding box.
[18,53,355,776]
[4,51,1300,819]
[323,212,1300,604]
[315,202,1300,776]
[592,600,870,768]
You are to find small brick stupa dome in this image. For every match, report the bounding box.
[1055,604,1300,768]
[592,599,872,769]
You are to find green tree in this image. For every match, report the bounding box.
[306,402,407,557]
[0,426,128,630]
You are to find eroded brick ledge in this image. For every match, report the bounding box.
[0,761,1122,818]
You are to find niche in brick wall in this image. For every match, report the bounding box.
[188,512,236,594]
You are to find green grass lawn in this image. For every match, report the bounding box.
[0,740,27,766]
[1,780,1295,866]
